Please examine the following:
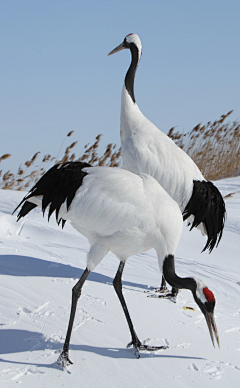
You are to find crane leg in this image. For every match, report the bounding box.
[113,261,168,358]
[159,276,179,298]
[147,276,179,300]
[159,276,169,292]
[57,268,90,368]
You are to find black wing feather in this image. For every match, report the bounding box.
[183,180,226,253]
[16,201,38,221]
[13,161,91,227]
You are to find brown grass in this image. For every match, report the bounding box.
[0,132,121,190]
[167,110,240,180]
[1,111,239,190]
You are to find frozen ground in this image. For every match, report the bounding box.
[0,176,239,387]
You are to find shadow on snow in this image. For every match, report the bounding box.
[0,329,206,366]
[0,254,150,290]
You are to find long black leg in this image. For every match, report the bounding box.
[57,268,90,368]
[113,261,141,349]
[159,276,169,292]
[113,261,168,358]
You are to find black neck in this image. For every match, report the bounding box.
[124,44,140,103]
[163,255,196,292]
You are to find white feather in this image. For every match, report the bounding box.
[56,167,183,272]
[120,87,204,212]
[195,278,208,303]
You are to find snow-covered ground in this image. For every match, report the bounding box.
[0,176,240,387]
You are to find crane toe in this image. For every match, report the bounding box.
[57,351,73,370]
[127,340,168,358]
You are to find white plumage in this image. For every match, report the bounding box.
[15,164,182,274]
[13,161,219,367]
[121,84,204,211]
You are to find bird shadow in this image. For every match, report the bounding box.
[0,328,206,370]
[0,254,149,291]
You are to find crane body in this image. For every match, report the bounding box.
[109,34,226,297]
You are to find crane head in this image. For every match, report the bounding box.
[193,280,220,349]
[108,34,142,56]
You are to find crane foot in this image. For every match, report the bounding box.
[127,340,168,358]
[57,350,73,371]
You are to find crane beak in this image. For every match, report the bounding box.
[204,311,220,349]
[108,42,125,56]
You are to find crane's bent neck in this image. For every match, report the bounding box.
[163,254,196,292]
[125,44,141,104]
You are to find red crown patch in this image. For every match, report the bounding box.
[203,287,215,303]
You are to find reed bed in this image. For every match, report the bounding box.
[1,111,239,191]
[168,110,240,181]
[0,132,121,191]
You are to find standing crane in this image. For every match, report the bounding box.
[108,33,226,298]
[13,161,219,368]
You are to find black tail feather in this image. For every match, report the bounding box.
[13,161,91,227]
[183,180,226,253]
[15,201,37,221]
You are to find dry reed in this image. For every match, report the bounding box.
[0,134,121,190]
[167,110,240,180]
[1,111,239,190]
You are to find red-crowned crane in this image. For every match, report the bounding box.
[13,162,219,368]
[108,33,226,298]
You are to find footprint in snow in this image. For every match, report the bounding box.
[202,361,240,380]
[188,363,199,371]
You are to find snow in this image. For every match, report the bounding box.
[0,176,240,387]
